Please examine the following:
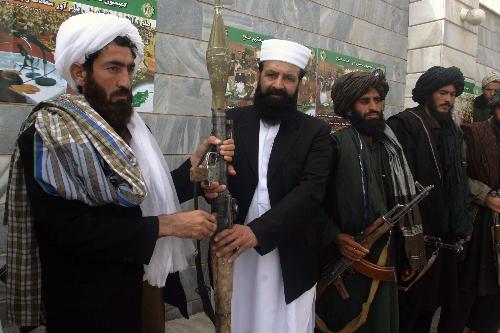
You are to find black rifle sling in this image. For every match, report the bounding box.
[193,183,216,323]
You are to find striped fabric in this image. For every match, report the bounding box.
[4,94,147,326]
[382,127,426,271]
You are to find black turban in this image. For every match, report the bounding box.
[331,69,389,118]
[412,66,465,105]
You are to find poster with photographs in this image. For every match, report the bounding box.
[224,26,386,132]
[0,0,156,112]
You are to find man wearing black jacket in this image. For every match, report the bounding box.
[212,39,332,332]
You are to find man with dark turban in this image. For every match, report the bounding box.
[457,90,500,333]
[316,70,426,333]
[4,13,235,333]
[387,66,472,333]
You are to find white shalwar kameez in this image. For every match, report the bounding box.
[231,120,316,333]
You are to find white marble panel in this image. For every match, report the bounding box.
[443,22,478,56]
[441,45,478,79]
[405,73,422,97]
[408,20,444,49]
[404,96,418,109]
[409,0,446,26]
[407,45,442,73]
[153,75,212,117]
[0,155,10,205]
[458,0,480,7]
[480,5,500,33]
[0,103,32,154]
[141,113,211,155]
[156,0,203,38]
[478,26,500,52]
[477,44,500,70]
[385,81,405,107]
[155,34,209,79]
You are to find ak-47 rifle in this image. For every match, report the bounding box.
[317,182,433,299]
[204,2,238,332]
[491,190,500,285]
[423,236,466,254]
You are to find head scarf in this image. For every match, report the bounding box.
[55,13,144,91]
[259,39,311,69]
[482,71,500,88]
[412,66,464,105]
[331,69,389,118]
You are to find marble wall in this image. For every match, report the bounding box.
[0,0,412,324]
[404,0,500,108]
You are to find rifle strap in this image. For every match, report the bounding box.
[398,251,437,292]
[193,185,216,323]
[315,242,389,333]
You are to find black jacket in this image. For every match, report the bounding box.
[227,106,332,303]
[387,107,466,236]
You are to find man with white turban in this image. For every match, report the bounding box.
[212,39,332,332]
[473,71,500,122]
[5,13,234,333]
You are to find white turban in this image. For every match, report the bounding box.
[259,39,311,70]
[55,13,144,91]
[482,71,500,88]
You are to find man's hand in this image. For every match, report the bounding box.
[485,193,500,213]
[212,224,257,263]
[336,233,369,261]
[158,210,217,240]
[190,136,236,175]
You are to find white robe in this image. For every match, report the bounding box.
[231,120,316,333]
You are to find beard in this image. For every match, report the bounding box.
[350,108,386,138]
[427,97,454,123]
[253,82,298,125]
[83,73,133,138]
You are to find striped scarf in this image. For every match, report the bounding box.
[4,94,147,326]
[381,127,426,270]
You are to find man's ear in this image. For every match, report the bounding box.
[70,63,87,90]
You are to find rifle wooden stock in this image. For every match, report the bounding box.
[351,259,396,282]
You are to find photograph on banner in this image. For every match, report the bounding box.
[224,26,386,132]
[316,48,385,131]
[453,81,481,125]
[0,0,156,113]
[225,26,317,114]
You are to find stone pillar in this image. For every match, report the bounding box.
[405,0,481,108]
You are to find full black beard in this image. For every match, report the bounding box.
[83,73,133,138]
[427,97,453,124]
[253,82,298,125]
[350,108,386,138]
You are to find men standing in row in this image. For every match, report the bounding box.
[5,13,234,333]
[316,70,426,333]
[388,66,473,333]
[212,39,332,333]
[473,71,500,122]
[459,90,500,333]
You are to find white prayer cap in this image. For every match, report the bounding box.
[55,13,144,91]
[259,39,311,70]
[482,71,500,87]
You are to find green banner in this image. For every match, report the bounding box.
[72,0,157,19]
